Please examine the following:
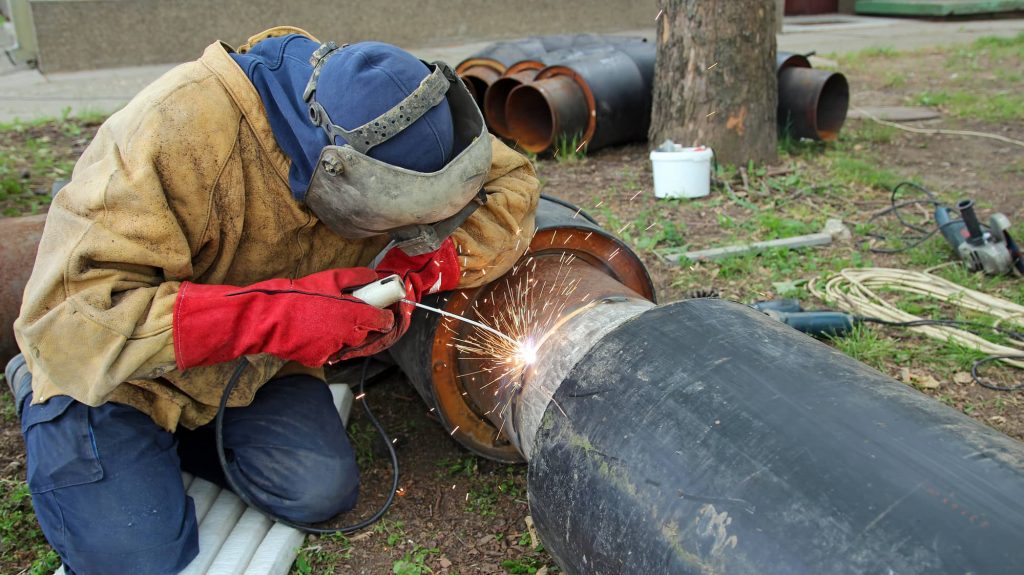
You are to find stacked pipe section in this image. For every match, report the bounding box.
[459,38,850,152]
[457,35,655,153]
[391,197,1024,573]
[456,35,619,109]
[777,51,849,141]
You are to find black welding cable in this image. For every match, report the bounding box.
[864,181,974,254]
[215,358,400,534]
[856,316,1024,392]
[971,355,1024,392]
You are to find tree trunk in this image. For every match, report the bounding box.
[649,1,778,166]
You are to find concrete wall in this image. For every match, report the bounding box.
[29,0,658,72]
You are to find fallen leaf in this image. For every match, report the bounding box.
[439,557,452,569]
[953,371,973,385]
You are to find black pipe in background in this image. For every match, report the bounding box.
[529,299,1024,574]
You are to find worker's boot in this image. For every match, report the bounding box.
[4,353,32,417]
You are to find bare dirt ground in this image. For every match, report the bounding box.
[2,35,1023,575]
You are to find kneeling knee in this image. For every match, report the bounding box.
[283,455,360,522]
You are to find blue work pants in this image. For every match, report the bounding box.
[18,372,359,575]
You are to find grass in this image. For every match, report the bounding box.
[294,533,353,575]
[0,109,109,216]
[1,479,62,574]
[501,557,548,574]
[465,470,522,518]
[552,132,587,163]
[348,421,378,469]
[914,90,1024,123]
[392,544,440,575]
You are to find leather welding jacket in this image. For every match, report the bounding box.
[13,29,540,432]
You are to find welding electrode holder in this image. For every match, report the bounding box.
[351,274,407,308]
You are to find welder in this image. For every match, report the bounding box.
[4,27,539,574]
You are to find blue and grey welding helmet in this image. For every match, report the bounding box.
[303,41,491,255]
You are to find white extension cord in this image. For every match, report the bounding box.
[808,267,1024,369]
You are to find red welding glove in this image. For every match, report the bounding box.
[173,267,397,370]
[376,237,461,302]
[328,239,462,364]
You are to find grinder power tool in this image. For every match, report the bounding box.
[936,198,1023,276]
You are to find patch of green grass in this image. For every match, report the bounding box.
[827,154,901,191]
[882,71,907,89]
[392,544,439,575]
[464,468,524,517]
[501,556,548,574]
[348,421,378,469]
[373,518,407,547]
[829,324,900,371]
[844,122,897,145]
[1,479,62,575]
[752,211,819,240]
[294,533,352,575]
[913,90,1024,122]
[438,456,478,477]
[838,45,900,70]
[552,132,586,163]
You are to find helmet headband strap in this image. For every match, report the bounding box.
[303,41,450,154]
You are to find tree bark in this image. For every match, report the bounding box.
[648,1,778,166]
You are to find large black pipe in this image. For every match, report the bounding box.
[457,35,644,110]
[528,299,1024,574]
[390,196,1024,573]
[505,43,655,153]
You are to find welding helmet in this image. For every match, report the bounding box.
[303,41,492,255]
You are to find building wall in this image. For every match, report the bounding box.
[29,0,658,72]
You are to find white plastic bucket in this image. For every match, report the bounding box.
[649,146,714,199]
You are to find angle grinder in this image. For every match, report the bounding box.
[936,199,1023,276]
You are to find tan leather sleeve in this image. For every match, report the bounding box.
[13,67,238,406]
[452,137,540,289]
[235,26,319,54]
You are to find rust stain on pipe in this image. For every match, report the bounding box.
[456,63,504,109]
[484,70,541,138]
[1,214,46,364]
[505,76,590,154]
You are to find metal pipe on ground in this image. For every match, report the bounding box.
[504,43,655,153]
[456,39,547,109]
[390,197,1024,573]
[478,38,647,138]
[457,35,614,111]
[484,46,612,139]
[777,51,850,141]
[0,214,46,365]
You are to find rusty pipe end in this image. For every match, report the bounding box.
[506,76,590,153]
[483,70,540,138]
[458,65,503,109]
[778,67,850,142]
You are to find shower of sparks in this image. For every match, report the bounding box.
[707,62,719,71]
[629,189,643,201]
[706,111,718,119]
[655,8,664,22]
[449,252,592,434]
[575,138,590,153]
